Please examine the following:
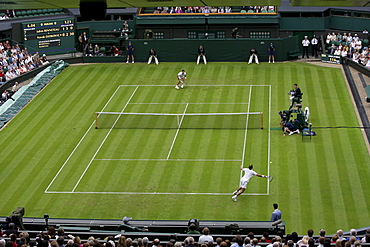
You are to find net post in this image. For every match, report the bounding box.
[260,112,263,129]
[95,112,99,129]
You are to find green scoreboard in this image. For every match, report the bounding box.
[321,53,342,64]
[22,18,75,55]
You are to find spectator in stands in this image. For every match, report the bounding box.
[142,237,149,247]
[251,239,260,247]
[225,7,232,13]
[317,238,325,247]
[136,238,143,247]
[73,237,83,247]
[174,243,182,247]
[335,239,341,247]
[152,239,161,247]
[2,223,18,237]
[185,237,197,247]
[87,44,94,56]
[208,6,216,13]
[215,238,223,247]
[362,233,370,243]
[326,32,332,44]
[175,7,183,13]
[199,228,214,243]
[341,45,349,57]
[337,32,343,42]
[111,45,119,57]
[248,48,259,64]
[41,54,49,65]
[334,48,341,55]
[94,44,100,56]
[337,230,345,241]
[187,224,200,234]
[126,238,133,247]
[117,236,126,247]
[217,7,224,13]
[297,236,309,247]
[355,38,362,52]
[57,237,65,247]
[348,230,361,241]
[47,227,56,239]
[331,235,339,243]
[308,239,314,247]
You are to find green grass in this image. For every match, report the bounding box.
[0,62,369,235]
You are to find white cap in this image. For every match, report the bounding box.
[304,36,308,38]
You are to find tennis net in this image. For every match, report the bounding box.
[95,112,264,129]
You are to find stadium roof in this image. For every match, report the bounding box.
[2,0,370,10]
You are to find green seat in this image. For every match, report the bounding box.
[262,9,268,13]
[42,9,48,13]
[26,10,32,15]
[240,10,246,13]
[247,10,254,13]
[268,9,275,13]
[363,39,369,46]
[20,10,27,16]
[31,10,37,15]
[37,9,43,14]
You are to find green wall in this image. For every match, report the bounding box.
[127,37,299,63]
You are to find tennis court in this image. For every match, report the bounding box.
[45,84,271,195]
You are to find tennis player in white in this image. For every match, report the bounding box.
[175,69,186,89]
[232,164,269,201]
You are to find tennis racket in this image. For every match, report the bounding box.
[267,175,274,182]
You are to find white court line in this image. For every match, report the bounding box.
[44,85,123,193]
[129,103,249,105]
[166,103,189,159]
[49,84,271,196]
[45,191,268,195]
[71,86,139,192]
[94,158,242,162]
[267,85,272,194]
[119,85,271,87]
[241,85,253,168]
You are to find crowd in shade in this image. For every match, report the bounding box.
[325,31,370,67]
[153,6,275,14]
[0,42,49,105]
[0,10,17,20]
[0,223,370,247]
[0,42,49,84]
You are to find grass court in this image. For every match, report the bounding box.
[0,62,368,234]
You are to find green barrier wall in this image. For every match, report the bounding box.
[127,36,299,63]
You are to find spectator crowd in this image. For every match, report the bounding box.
[152,6,275,14]
[0,41,49,84]
[1,221,370,247]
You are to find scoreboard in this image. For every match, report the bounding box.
[22,18,75,54]
[321,53,342,64]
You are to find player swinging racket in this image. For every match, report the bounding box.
[175,69,186,89]
[232,164,272,202]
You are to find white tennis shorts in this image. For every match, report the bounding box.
[240,178,250,189]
